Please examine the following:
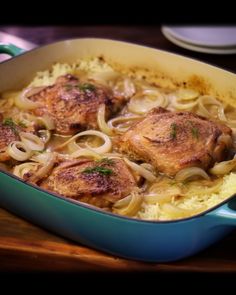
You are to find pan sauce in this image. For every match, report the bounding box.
[1,57,236,221]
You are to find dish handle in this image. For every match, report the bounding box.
[207,200,236,225]
[0,43,24,57]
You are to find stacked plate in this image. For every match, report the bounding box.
[161,26,236,54]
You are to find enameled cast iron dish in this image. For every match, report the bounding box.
[1,39,236,262]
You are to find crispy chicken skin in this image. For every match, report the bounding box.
[29,74,124,135]
[118,107,233,176]
[0,122,20,162]
[40,158,137,208]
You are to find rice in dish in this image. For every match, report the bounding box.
[1,57,236,221]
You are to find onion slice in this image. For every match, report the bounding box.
[123,158,156,182]
[19,132,45,151]
[70,148,102,160]
[175,88,199,101]
[113,190,143,217]
[7,141,32,161]
[29,152,56,183]
[107,115,141,133]
[113,78,136,99]
[55,130,112,154]
[128,89,167,114]
[97,104,113,136]
[36,115,55,130]
[175,167,210,182]
[15,87,44,110]
[144,193,174,205]
[209,158,236,175]
[172,96,198,110]
[198,95,223,119]
[13,162,40,178]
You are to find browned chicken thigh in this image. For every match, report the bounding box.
[40,158,137,208]
[29,74,125,135]
[118,107,233,176]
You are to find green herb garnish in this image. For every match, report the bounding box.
[18,121,27,128]
[191,127,199,139]
[188,120,199,139]
[82,166,113,175]
[64,83,96,92]
[79,83,96,92]
[170,123,177,139]
[2,118,18,135]
[3,117,15,126]
[96,157,114,165]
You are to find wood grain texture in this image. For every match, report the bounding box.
[1,208,236,272]
[1,26,236,272]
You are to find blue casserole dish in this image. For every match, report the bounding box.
[0,38,236,262]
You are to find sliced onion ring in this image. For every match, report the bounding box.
[175,88,199,101]
[175,167,210,182]
[19,132,44,151]
[15,87,45,110]
[113,77,136,99]
[70,148,102,160]
[123,158,156,182]
[144,193,174,205]
[113,191,143,217]
[128,90,167,114]
[7,141,32,161]
[97,104,113,136]
[198,95,223,119]
[107,115,141,133]
[172,96,198,110]
[209,158,236,175]
[36,115,55,130]
[13,162,40,178]
[55,130,112,154]
[29,152,56,183]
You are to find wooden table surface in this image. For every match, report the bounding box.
[1,25,236,273]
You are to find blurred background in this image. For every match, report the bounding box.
[1,25,236,73]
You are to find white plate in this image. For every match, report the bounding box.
[162,27,236,55]
[162,26,236,48]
